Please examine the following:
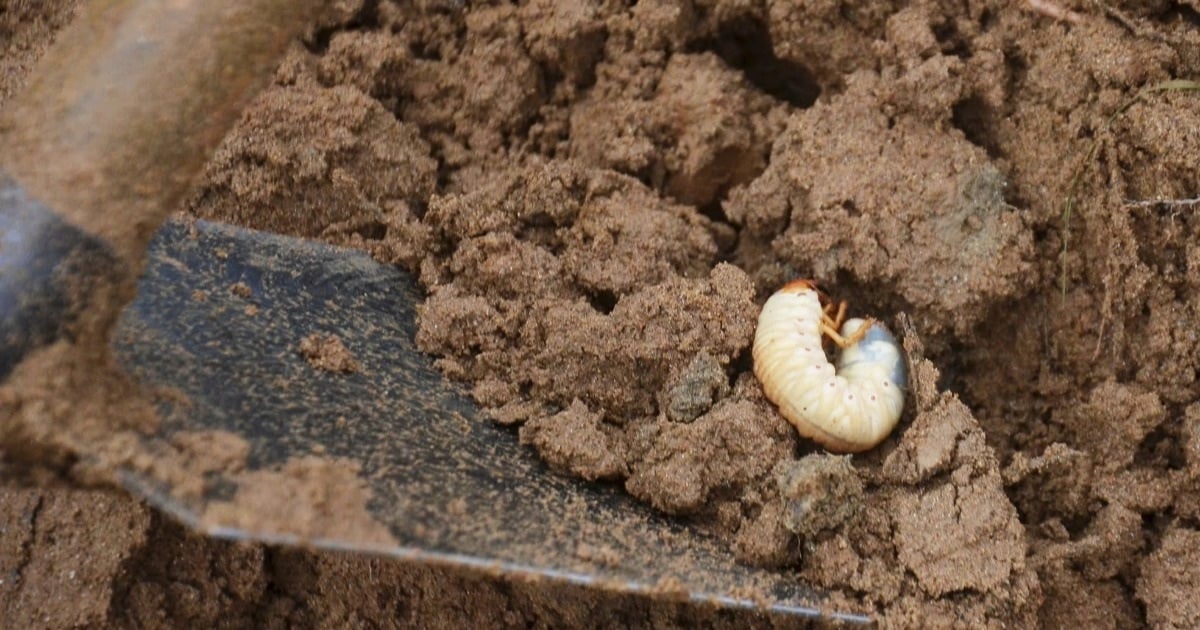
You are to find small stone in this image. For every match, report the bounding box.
[775,454,863,539]
[661,351,729,423]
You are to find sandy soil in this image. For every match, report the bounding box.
[4,0,1200,626]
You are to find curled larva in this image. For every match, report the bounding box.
[752,280,907,453]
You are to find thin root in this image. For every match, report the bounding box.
[1125,195,1200,208]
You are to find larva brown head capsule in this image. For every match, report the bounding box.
[780,278,820,294]
[752,281,907,453]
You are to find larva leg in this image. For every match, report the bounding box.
[819,315,876,349]
[818,299,872,349]
[823,300,847,330]
[818,301,850,351]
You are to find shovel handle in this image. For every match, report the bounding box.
[0,0,325,377]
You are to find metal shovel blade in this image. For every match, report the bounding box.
[111,218,868,623]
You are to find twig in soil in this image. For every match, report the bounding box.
[1057,79,1200,297]
[1091,297,1109,361]
[1124,196,1200,209]
[1091,1,1172,43]
[1026,0,1085,23]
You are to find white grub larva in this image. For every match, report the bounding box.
[753,280,907,453]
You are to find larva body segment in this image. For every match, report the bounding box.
[752,282,906,453]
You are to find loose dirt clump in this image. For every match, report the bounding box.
[624,375,793,518]
[5,0,1200,627]
[725,69,1034,339]
[570,51,786,208]
[409,161,744,420]
[775,454,863,539]
[298,333,361,374]
[800,350,1038,625]
[202,456,395,546]
[519,399,627,481]
[189,76,437,238]
[1137,526,1200,629]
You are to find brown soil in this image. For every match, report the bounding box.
[298,333,362,374]
[5,0,1200,626]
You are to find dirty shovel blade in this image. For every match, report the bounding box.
[111,218,868,623]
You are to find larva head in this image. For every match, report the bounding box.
[837,318,907,389]
[779,278,819,294]
[779,278,832,304]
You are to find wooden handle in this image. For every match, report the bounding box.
[1,0,325,263]
[0,0,324,376]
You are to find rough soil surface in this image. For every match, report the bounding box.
[5,0,1200,627]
